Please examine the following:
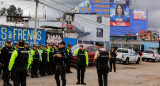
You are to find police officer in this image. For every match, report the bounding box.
[1,40,13,86]
[66,44,73,73]
[110,47,117,72]
[74,45,88,85]
[0,51,2,76]
[54,41,69,86]
[31,45,40,78]
[13,42,19,50]
[8,40,31,86]
[94,43,110,86]
[47,44,54,75]
[40,45,49,76]
[24,43,30,50]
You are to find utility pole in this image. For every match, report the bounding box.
[134,0,137,9]
[34,0,38,44]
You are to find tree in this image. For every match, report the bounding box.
[17,7,23,16]
[7,5,17,16]
[0,7,6,16]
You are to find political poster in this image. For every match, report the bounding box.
[110,0,130,26]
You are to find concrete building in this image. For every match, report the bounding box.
[70,13,110,50]
[0,16,31,27]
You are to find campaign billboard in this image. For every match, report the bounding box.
[46,32,63,45]
[110,0,130,26]
[0,26,46,47]
[134,9,147,20]
[90,0,110,17]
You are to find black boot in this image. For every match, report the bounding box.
[81,81,86,85]
[7,79,12,86]
[76,81,80,85]
[3,79,8,86]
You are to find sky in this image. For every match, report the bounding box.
[0,0,159,32]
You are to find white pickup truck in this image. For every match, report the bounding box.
[116,48,140,65]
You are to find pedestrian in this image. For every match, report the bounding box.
[54,41,69,86]
[74,45,88,85]
[31,44,40,78]
[66,44,73,73]
[40,45,49,76]
[94,43,110,86]
[8,40,31,86]
[1,40,13,86]
[110,47,117,72]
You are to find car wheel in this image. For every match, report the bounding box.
[154,58,158,63]
[125,58,129,65]
[136,58,140,64]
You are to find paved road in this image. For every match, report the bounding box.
[0,61,160,86]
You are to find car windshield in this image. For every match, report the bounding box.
[117,49,128,53]
[71,45,86,51]
[144,50,153,54]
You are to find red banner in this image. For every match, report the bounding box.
[110,22,129,26]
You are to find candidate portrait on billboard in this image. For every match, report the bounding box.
[110,0,130,26]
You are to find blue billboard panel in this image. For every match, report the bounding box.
[0,26,46,47]
[90,0,110,17]
[110,9,148,35]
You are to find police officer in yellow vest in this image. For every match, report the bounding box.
[8,40,31,86]
[74,45,88,85]
[31,44,40,78]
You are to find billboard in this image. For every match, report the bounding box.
[46,32,63,45]
[110,0,130,26]
[90,0,110,17]
[134,9,147,20]
[139,30,159,41]
[0,26,46,47]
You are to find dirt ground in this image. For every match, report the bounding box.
[0,61,160,86]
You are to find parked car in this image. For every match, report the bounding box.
[142,48,160,62]
[116,48,140,65]
[71,44,98,64]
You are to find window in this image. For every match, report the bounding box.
[97,17,102,23]
[87,47,92,52]
[92,46,98,51]
[97,28,103,37]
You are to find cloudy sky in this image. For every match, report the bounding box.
[0,0,159,32]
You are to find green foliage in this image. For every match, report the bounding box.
[0,7,6,16]
[7,5,17,16]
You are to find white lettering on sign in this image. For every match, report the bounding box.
[1,27,7,40]
[37,31,41,41]
[18,29,23,40]
[23,29,27,40]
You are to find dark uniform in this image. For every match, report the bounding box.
[55,42,69,86]
[95,48,109,86]
[1,40,13,86]
[66,45,73,73]
[47,45,55,75]
[110,50,116,72]
[31,45,40,78]
[8,40,31,86]
[41,47,49,76]
[74,46,88,85]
